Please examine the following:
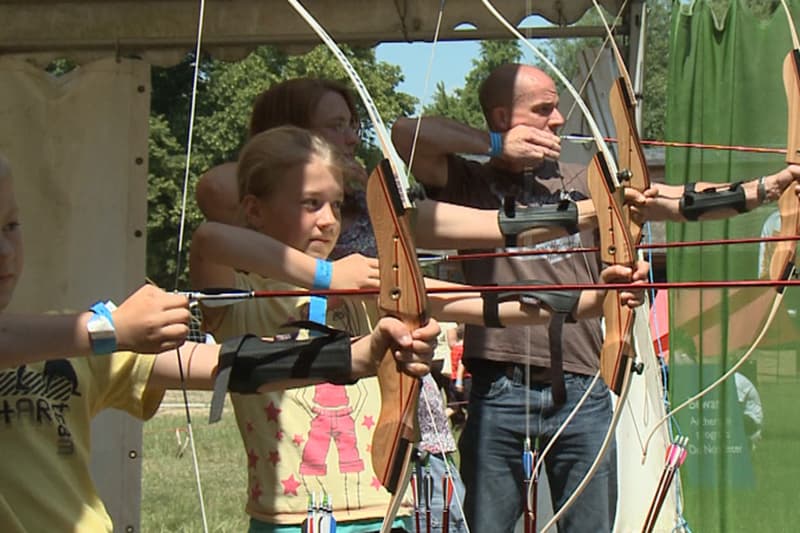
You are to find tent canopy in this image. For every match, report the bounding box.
[2,0,631,66]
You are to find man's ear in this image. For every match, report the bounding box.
[490,107,510,131]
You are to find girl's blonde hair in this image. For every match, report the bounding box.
[237,125,342,201]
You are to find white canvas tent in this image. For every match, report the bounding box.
[0,1,674,531]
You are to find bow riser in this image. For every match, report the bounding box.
[587,152,636,394]
[770,50,800,283]
[366,159,428,495]
[609,77,650,245]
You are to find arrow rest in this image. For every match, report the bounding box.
[406,182,427,203]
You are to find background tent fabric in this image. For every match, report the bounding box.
[665,0,800,530]
[0,56,150,530]
[0,0,630,67]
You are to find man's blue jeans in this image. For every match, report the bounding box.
[459,366,617,533]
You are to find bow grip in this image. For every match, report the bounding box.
[609,77,650,245]
[587,153,636,394]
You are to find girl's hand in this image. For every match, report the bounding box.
[370,317,440,377]
[330,253,379,290]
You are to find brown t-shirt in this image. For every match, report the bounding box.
[428,155,603,376]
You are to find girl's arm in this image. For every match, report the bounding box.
[147,317,439,391]
[190,222,378,291]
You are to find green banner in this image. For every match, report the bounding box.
[666,1,800,530]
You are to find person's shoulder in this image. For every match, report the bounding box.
[200,161,237,180]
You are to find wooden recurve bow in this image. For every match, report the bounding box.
[770,1,800,284]
[366,159,430,533]
[596,0,650,394]
[284,3,432,529]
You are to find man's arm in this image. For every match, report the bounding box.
[629,165,800,222]
[392,116,561,188]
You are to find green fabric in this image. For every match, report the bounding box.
[666,1,800,530]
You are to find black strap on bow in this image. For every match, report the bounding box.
[481,281,579,405]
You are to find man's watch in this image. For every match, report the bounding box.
[87,301,118,355]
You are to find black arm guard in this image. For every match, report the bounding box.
[679,182,747,221]
[498,199,579,247]
[481,281,578,405]
[209,321,352,422]
[481,280,580,328]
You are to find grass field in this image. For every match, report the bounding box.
[141,393,249,532]
[141,380,800,532]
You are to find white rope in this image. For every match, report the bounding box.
[173,1,209,531]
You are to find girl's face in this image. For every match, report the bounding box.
[0,174,23,312]
[246,155,343,259]
[310,91,360,157]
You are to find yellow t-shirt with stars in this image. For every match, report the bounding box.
[208,271,411,525]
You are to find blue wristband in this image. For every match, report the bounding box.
[309,259,332,335]
[87,301,117,355]
[488,131,503,157]
[312,259,333,289]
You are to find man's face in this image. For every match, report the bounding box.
[508,67,565,133]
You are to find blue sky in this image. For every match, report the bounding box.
[375,41,481,110]
[374,14,552,110]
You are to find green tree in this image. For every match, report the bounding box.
[146,45,416,287]
[423,40,521,128]
[421,3,672,141]
[544,0,671,141]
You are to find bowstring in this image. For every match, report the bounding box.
[285,1,472,529]
[514,0,607,510]
[561,0,630,127]
[171,0,209,530]
[408,2,473,529]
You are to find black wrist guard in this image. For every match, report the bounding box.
[481,281,578,406]
[209,321,352,422]
[679,182,747,221]
[498,198,579,247]
[481,280,580,328]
